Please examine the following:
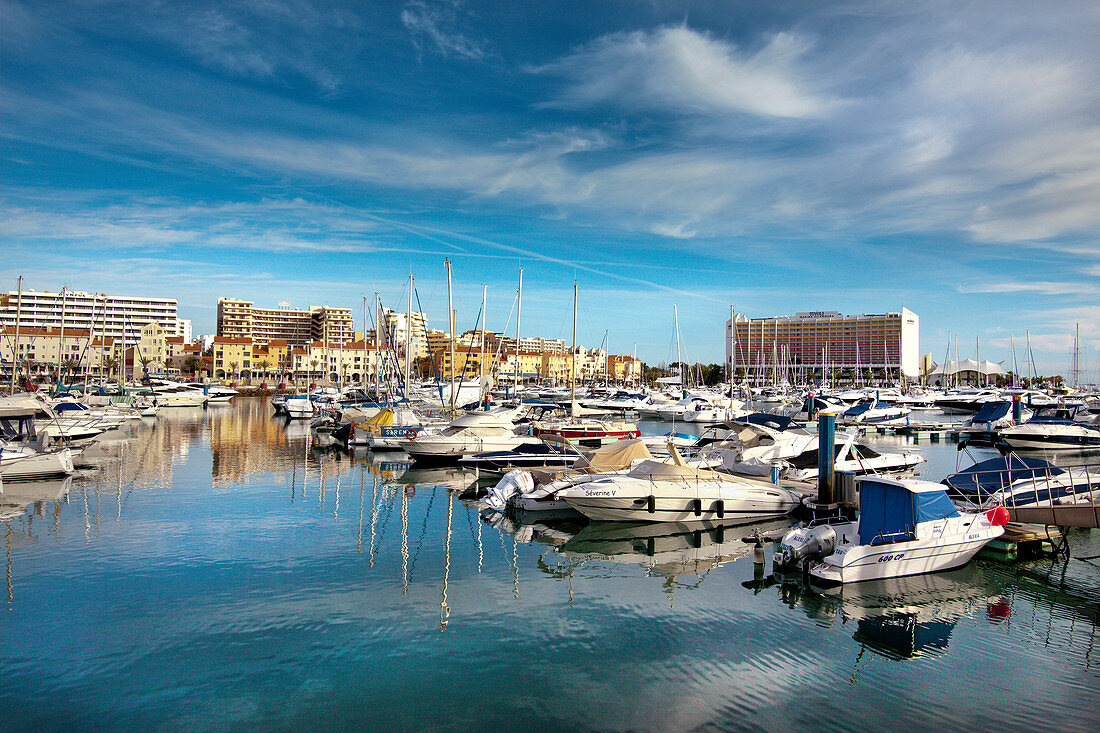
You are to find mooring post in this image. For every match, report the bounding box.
[1012,394,1022,424]
[818,412,835,504]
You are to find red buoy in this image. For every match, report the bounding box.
[986,507,1010,526]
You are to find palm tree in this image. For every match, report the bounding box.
[228,361,239,383]
[184,355,203,379]
[139,356,151,379]
[103,356,118,381]
[258,358,270,382]
[163,358,173,376]
[310,358,319,385]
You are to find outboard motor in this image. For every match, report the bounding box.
[773,523,838,571]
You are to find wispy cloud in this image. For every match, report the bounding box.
[401,1,486,60]
[533,26,833,119]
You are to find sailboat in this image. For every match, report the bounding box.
[530,283,640,447]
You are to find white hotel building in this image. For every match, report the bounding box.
[0,288,190,347]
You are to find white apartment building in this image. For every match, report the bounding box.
[0,287,189,347]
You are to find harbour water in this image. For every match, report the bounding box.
[3,398,1098,731]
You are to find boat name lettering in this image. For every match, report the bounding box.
[878,553,904,562]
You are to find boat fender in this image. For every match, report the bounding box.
[690,498,702,517]
[647,495,656,514]
[986,506,1010,526]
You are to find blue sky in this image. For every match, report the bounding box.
[2,1,1098,377]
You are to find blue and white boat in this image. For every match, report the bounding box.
[840,401,911,426]
[962,400,1032,430]
[943,455,1100,510]
[775,476,1006,584]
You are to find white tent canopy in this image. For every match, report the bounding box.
[929,358,1007,376]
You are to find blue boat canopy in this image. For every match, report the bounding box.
[738,413,794,431]
[843,401,894,416]
[942,455,1062,496]
[970,401,1011,423]
[858,479,960,544]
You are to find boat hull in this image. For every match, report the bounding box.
[810,532,1001,585]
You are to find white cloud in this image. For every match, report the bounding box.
[534,26,832,119]
[401,1,486,60]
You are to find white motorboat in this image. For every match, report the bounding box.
[839,401,911,426]
[961,400,1032,430]
[774,476,1007,584]
[694,413,818,472]
[654,394,723,422]
[784,433,925,481]
[556,447,799,523]
[397,410,528,459]
[683,398,748,423]
[996,416,1100,451]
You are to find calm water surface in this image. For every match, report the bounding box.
[2,399,1098,731]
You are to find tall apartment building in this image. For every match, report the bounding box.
[380,309,428,358]
[518,337,566,353]
[0,288,188,347]
[725,309,920,378]
[216,298,353,346]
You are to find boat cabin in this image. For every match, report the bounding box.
[855,478,960,545]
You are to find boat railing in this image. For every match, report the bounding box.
[958,461,1100,510]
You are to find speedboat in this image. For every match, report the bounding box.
[962,400,1032,430]
[774,476,1007,584]
[654,394,722,421]
[694,413,817,473]
[556,447,799,523]
[683,398,748,423]
[397,410,529,460]
[839,401,911,426]
[784,433,925,481]
[942,455,1100,510]
[459,439,581,472]
[484,438,656,513]
[996,415,1100,451]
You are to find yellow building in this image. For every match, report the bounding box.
[212,337,254,381]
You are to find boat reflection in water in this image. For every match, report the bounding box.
[779,565,1001,661]
[484,513,794,593]
[0,475,73,521]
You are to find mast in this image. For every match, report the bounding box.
[367,294,371,391]
[9,275,22,394]
[514,268,522,396]
[976,336,981,388]
[673,304,682,389]
[446,259,455,412]
[59,286,66,387]
[1026,329,1033,385]
[405,273,413,399]
[1074,323,1080,390]
[371,290,380,396]
[480,284,487,402]
[604,329,609,387]
[1010,333,1018,388]
[570,282,577,419]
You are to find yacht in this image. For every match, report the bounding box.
[784,433,925,481]
[396,410,529,460]
[556,447,799,523]
[961,400,1032,430]
[839,401,911,426]
[996,415,1100,451]
[774,476,1007,584]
